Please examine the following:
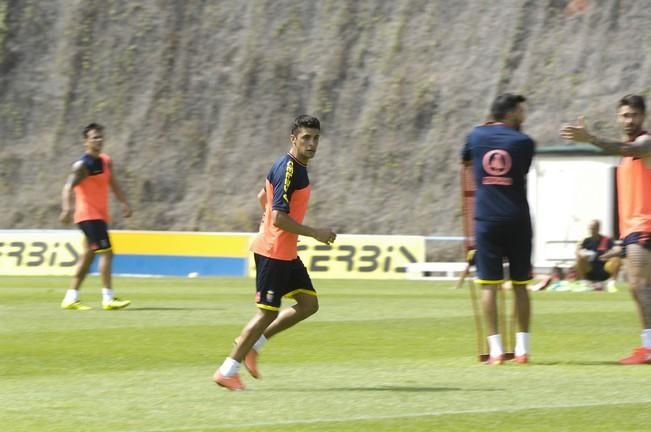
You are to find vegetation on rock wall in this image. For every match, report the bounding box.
[1,1,650,251]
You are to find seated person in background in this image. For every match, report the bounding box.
[575,220,622,292]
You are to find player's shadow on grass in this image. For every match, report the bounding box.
[120,306,225,311]
[279,386,502,393]
[333,386,462,392]
[533,360,618,366]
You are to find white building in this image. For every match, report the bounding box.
[528,144,620,270]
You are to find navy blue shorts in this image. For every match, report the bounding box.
[622,232,651,252]
[254,253,316,311]
[475,219,532,284]
[78,220,112,253]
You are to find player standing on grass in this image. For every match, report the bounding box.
[461,93,535,364]
[214,115,337,390]
[561,94,651,364]
[59,123,132,311]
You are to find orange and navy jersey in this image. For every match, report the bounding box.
[580,235,613,257]
[461,122,535,222]
[73,153,111,223]
[617,131,651,237]
[251,153,311,260]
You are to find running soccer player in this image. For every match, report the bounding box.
[561,94,651,364]
[461,93,535,365]
[59,123,132,311]
[214,115,337,390]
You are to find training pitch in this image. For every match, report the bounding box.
[2,276,651,431]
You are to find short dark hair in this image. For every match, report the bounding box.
[83,123,104,138]
[618,94,646,114]
[490,93,526,121]
[291,115,320,135]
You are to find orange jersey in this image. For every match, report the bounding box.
[617,132,651,237]
[251,153,311,260]
[73,153,112,223]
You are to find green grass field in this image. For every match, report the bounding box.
[2,276,651,431]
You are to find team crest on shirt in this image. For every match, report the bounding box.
[266,290,275,303]
[482,150,513,185]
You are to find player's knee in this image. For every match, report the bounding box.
[513,285,530,300]
[79,249,95,264]
[256,308,279,324]
[304,296,319,316]
[606,257,621,273]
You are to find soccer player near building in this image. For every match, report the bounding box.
[59,123,132,311]
[214,115,337,390]
[561,94,651,364]
[461,93,535,364]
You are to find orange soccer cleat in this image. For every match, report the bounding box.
[484,355,505,365]
[514,354,529,364]
[213,372,246,391]
[243,349,260,379]
[234,337,261,379]
[619,347,651,365]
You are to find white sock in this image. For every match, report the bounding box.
[63,289,79,303]
[218,357,241,377]
[487,334,504,358]
[642,329,651,349]
[252,335,268,352]
[515,332,530,356]
[102,288,114,303]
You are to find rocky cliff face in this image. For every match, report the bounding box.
[1,0,650,238]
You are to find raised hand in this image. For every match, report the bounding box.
[560,116,593,143]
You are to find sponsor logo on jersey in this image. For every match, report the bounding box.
[283,160,294,203]
[482,150,513,185]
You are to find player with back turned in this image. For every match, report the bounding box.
[214,115,337,390]
[461,93,535,364]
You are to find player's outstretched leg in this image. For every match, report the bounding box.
[61,246,94,310]
[215,309,277,390]
[619,244,651,364]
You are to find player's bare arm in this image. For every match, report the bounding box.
[272,210,336,244]
[587,134,651,157]
[257,188,266,211]
[108,161,132,217]
[560,117,651,157]
[59,161,88,224]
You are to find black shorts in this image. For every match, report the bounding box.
[586,265,610,282]
[254,253,316,311]
[78,220,112,253]
[475,219,532,284]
